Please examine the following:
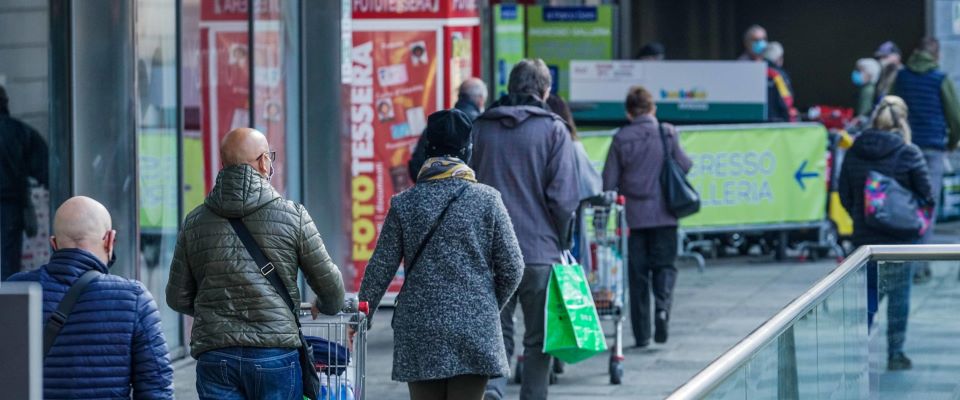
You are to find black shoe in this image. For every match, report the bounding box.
[654,310,669,343]
[634,339,650,348]
[888,352,913,371]
[553,358,565,374]
[913,266,932,284]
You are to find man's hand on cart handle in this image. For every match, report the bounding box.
[310,302,321,320]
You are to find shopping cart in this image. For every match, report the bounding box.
[298,299,369,400]
[579,192,628,384]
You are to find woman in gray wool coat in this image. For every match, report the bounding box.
[358,109,525,400]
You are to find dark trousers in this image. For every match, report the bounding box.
[1,202,24,280]
[628,227,679,344]
[196,347,302,400]
[409,374,488,400]
[488,264,552,400]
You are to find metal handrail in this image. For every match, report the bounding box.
[667,244,960,399]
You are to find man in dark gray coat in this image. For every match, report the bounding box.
[473,59,580,400]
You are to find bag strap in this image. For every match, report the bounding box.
[43,269,101,358]
[406,183,471,273]
[228,219,301,327]
[658,123,673,163]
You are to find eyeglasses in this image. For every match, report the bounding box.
[257,151,277,162]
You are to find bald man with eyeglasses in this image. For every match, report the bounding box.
[167,127,345,400]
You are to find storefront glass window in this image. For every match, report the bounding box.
[254,0,301,200]
[136,0,183,353]
[0,2,52,279]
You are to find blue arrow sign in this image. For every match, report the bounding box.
[794,160,819,190]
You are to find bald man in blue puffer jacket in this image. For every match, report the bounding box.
[9,196,174,399]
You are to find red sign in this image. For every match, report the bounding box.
[350,30,439,291]
[352,0,478,19]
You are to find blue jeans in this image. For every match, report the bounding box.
[196,347,302,400]
[867,262,913,356]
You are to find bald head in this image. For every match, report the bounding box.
[220,128,269,168]
[459,78,488,110]
[52,196,115,264]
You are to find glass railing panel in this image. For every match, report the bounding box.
[793,305,820,398]
[817,285,847,398]
[842,266,869,398]
[704,367,746,400]
[670,246,960,400]
[744,338,778,398]
[873,260,960,399]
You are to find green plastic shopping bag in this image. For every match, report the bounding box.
[543,252,607,364]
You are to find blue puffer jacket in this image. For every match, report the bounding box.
[8,249,174,399]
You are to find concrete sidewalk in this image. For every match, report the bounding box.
[173,257,836,399]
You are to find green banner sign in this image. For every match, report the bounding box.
[526,5,614,100]
[493,4,525,99]
[580,123,828,229]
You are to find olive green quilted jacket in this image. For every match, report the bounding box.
[167,164,345,358]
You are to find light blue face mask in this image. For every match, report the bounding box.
[752,39,768,55]
[851,70,865,86]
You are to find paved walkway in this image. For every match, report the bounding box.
[174,257,837,399]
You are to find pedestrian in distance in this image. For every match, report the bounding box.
[408,77,489,183]
[838,95,932,371]
[473,58,581,400]
[763,41,798,122]
[546,95,603,202]
[358,109,525,400]
[8,196,174,399]
[738,24,768,61]
[874,41,903,102]
[544,94,603,378]
[635,42,665,61]
[602,86,693,348]
[852,58,882,117]
[890,37,960,284]
[167,127,345,400]
[0,83,49,280]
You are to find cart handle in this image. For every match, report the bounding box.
[299,299,369,314]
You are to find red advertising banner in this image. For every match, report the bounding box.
[352,0,479,19]
[350,30,438,291]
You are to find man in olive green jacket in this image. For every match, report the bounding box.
[167,128,344,399]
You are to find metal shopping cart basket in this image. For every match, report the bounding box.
[579,193,628,384]
[298,299,369,400]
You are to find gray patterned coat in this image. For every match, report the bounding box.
[358,178,525,382]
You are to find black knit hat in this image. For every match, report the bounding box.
[424,109,473,161]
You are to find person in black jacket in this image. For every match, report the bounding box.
[0,84,49,280]
[838,95,933,371]
[408,78,487,182]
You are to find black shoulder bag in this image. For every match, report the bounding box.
[659,123,701,218]
[43,269,101,358]
[228,219,321,400]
